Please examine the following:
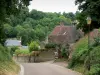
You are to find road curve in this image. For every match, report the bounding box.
[22,62,81,75]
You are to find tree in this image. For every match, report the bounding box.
[3,8,75,45]
[59,16,72,25]
[63,12,75,21]
[4,24,17,38]
[75,11,88,33]
[28,41,40,62]
[34,24,48,41]
[29,41,39,52]
[29,9,45,20]
[0,0,31,45]
[75,0,100,32]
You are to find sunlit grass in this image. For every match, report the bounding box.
[15,48,30,56]
[0,60,20,75]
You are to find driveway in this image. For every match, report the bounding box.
[22,62,81,75]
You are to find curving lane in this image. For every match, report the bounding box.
[22,62,81,75]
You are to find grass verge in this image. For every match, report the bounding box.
[0,60,20,75]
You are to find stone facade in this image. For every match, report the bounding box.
[48,24,83,44]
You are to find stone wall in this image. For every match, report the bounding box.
[14,50,55,63]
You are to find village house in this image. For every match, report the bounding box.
[48,23,84,45]
[5,39,21,47]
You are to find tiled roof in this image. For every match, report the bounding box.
[5,39,21,46]
[49,25,80,44]
[50,25,76,36]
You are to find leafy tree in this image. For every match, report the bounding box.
[75,0,100,33]
[63,12,75,21]
[3,7,75,45]
[28,41,40,62]
[29,9,45,20]
[15,25,24,37]
[29,41,39,52]
[34,25,48,41]
[0,44,11,61]
[59,16,72,25]
[45,12,58,19]
[10,46,19,56]
[20,28,35,45]
[4,24,17,38]
[75,11,88,33]
[0,0,31,45]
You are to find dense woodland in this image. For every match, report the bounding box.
[4,7,76,45]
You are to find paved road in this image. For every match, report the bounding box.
[22,62,81,75]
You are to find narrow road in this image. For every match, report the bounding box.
[22,62,81,75]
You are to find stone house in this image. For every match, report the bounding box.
[48,23,83,45]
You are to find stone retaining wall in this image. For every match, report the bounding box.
[14,50,55,63]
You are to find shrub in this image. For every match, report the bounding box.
[15,49,30,56]
[93,37,100,47]
[88,46,100,75]
[45,43,56,49]
[0,44,11,61]
[68,36,88,68]
[68,35,100,75]
[61,46,69,58]
[29,41,40,52]
[10,46,19,56]
[89,64,100,75]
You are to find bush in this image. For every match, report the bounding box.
[61,46,69,58]
[29,41,40,52]
[93,37,100,46]
[10,46,19,56]
[15,49,30,56]
[45,43,57,49]
[88,46,100,75]
[0,44,11,61]
[89,64,100,75]
[68,36,88,68]
[68,35,100,75]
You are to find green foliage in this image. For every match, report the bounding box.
[0,44,11,61]
[68,34,100,75]
[89,64,100,75]
[59,16,71,25]
[75,12,88,33]
[10,46,19,56]
[0,22,6,45]
[93,37,100,46]
[88,46,100,75]
[29,10,45,20]
[3,8,74,45]
[63,12,75,21]
[0,0,31,45]
[29,41,40,52]
[0,60,20,75]
[61,46,69,58]
[75,0,100,33]
[45,43,57,49]
[68,36,88,68]
[15,49,30,55]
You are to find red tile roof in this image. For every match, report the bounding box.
[50,25,75,36]
[49,25,80,44]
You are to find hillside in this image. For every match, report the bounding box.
[0,45,20,75]
[0,61,20,75]
[68,29,100,75]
